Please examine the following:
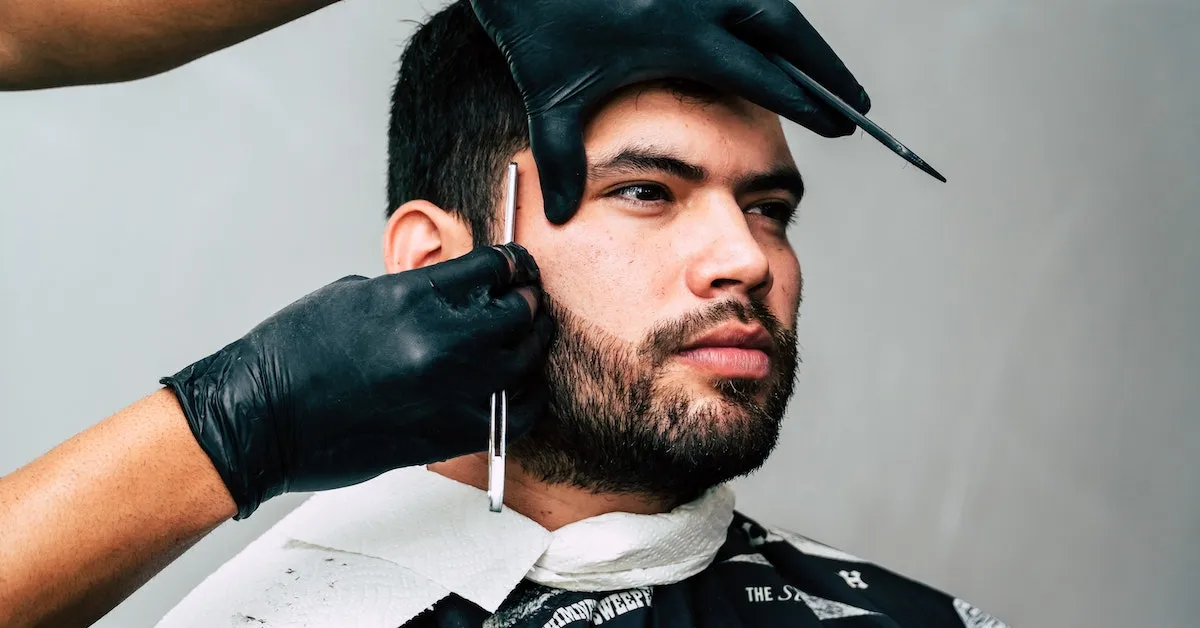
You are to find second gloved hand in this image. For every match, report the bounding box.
[162,244,553,519]
[469,0,872,224]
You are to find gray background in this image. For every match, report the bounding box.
[1,0,1197,626]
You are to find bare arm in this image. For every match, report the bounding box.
[0,0,340,90]
[0,389,237,628]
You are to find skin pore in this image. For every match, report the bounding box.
[383,86,804,531]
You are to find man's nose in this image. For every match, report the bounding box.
[684,199,773,300]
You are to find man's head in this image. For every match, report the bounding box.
[385,1,803,504]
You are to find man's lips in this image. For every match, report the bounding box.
[675,324,773,379]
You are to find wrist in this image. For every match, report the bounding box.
[160,343,279,520]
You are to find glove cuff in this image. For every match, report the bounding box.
[160,342,279,520]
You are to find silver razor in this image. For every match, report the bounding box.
[488,162,519,512]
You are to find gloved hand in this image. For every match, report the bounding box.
[469,0,871,224]
[161,244,553,519]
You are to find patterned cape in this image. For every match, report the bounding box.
[405,513,1008,628]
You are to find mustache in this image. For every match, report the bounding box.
[541,294,796,371]
[640,299,792,368]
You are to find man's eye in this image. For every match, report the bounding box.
[746,201,798,226]
[612,184,672,203]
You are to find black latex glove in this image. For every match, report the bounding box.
[469,0,871,224]
[161,244,554,520]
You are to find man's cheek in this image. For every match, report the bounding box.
[773,263,803,323]
[541,248,612,307]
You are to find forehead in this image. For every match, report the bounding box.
[583,86,794,170]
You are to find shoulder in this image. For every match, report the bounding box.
[154,496,446,628]
[730,512,1010,628]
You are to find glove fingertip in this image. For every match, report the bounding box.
[493,242,541,285]
[856,86,872,115]
[528,109,587,224]
[541,179,583,225]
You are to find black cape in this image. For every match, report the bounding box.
[406,513,1007,628]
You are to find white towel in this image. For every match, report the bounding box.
[156,466,734,628]
[527,484,734,591]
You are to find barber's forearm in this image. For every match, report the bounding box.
[0,0,340,90]
[0,389,236,628]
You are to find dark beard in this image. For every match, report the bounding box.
[509,296,799,507]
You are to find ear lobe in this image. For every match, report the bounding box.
[383,200,473,273]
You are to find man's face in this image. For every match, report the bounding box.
[506,86,804,503]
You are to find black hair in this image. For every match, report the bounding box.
[386,0,526,247]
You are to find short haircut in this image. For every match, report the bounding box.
[386,1,729,247]
[386,0,525,248]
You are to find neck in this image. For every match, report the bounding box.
[428,454,673,531]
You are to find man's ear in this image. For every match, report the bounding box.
[383,200,474,273]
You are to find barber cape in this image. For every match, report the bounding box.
[157,466,1007,628]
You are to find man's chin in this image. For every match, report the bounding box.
[665,371,777,407]
[648,379,781,447]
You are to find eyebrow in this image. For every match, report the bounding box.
[588,146,707,182]
[587,146,804,202]
[734,168,805,203]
